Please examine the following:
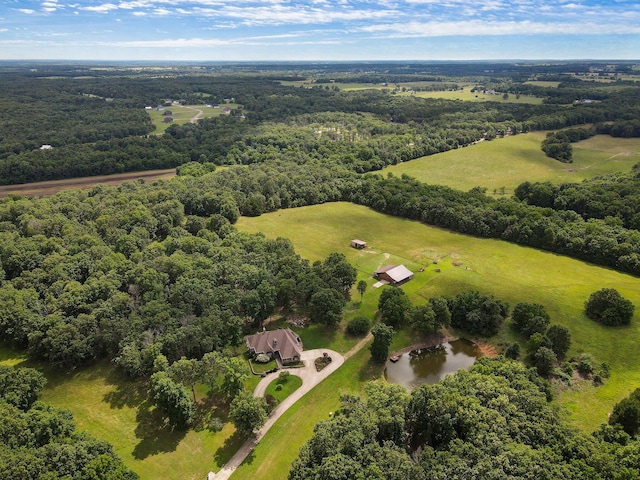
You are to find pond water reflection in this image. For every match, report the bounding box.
[384,339,480,391]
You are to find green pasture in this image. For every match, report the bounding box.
[237,202,640,433]
[381,133,640,195]
[406,87,543,104]
[146,104,238,134]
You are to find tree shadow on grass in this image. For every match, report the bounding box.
[358,358,385,383]
[131,398,187,459]
[214,430,249,467]
[103,368,149,410]
[192,393,231,433]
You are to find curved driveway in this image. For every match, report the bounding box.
[210,348,345,480]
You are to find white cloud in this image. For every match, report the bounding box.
[18,9,36,14]
[132,11,147,16]
[358,19,640,37]
[0,28,8,32]
[81,3,119,13]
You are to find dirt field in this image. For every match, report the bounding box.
[0,169,177,198]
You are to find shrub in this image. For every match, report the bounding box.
[277,370,290,384]
[255,353,271,363]
[511,302,550,338]
[505,343,520,359]
[585,288,635,326]
[346,316,370,335]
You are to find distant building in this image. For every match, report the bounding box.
[39,144,53,150]
[245,328,303,365]
[163,110,173,116]
[350,239,367,249]
[375,264,414,285]
[163,117,174,123]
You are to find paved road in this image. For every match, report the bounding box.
[209,348,345,480]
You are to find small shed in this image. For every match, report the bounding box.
[375,264,413,285]
[350,239,367,249]
[163,117,174,123]
[163,110,173,116]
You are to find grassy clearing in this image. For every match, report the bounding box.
[39,361,238,480]
[381,133,640,195]
[237,202,640,433]
[147,104,238,134]
[405,87,543,104]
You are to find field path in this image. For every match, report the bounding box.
[186,106,205,123]
[211,336,372,480]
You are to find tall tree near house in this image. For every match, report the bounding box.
[357,280,367,302]
[370,323,394,363]
[169,357,202,403]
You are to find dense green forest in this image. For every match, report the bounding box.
[1,61,640,479]
[1,62,639,184]
[290,358,640,480]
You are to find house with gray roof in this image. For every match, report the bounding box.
[245,328,303,365]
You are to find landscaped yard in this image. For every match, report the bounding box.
[237,202,640,433]
[264,374,303,404]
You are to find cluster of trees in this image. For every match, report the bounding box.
[540,127,594,163]
[585,288,635,326]
[515,163,640,229]
[610,388,640,438]
[0,178,354,372]
[509,302,572,377]
[142,351,265,432]
[0,365,137,479]
[290,357,640,480]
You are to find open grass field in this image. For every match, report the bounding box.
[0,347,265,480]
[405,87,543,104]
[237,202,640,434]
[381,133,640,195]
[147,104,238,134]
[0,169,177,198]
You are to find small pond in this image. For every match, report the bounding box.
[384,339,480,391]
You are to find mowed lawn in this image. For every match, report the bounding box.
[381,133,640,195]
[237,202,640,433]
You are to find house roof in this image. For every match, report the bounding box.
[376,264,413,283]
[244,328,303,361]
[351,239,366,245]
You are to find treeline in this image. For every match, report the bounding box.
[289,357,640,480]
[347,173,640,275]
[515,163,640,229]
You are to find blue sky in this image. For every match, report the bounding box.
[1,0,639,61]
